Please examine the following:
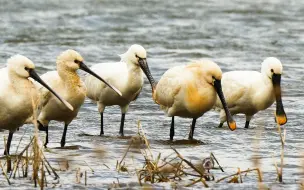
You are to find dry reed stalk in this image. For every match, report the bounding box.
[41,160,45,190]
[31,92,48,188]
[171,147,205,177]
[185,178,208,187]
[84,161,94,173]
[41,151,59,179]
[273,121,286,183]
[211,153,224,172]
[216,168,262,183]
[11,137,34,178]
[14,130,27,155]
[0,160,11,185]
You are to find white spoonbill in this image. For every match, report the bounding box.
[153,59,236,140]
[0,55,72,157]
[85,44,155,136]
[36,50,122,147]
[215,57,287,128]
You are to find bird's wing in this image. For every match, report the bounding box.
[85,62,127,101]
[215,71,261,108]
[154,65,185,107]
[132,86,142,101]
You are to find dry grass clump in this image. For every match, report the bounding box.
[114,121,265,188]
[0,129,59,189]
[0,95,59,189]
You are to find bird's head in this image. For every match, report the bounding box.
[57,49,122,96]
[192,59,236,131]
[56,49,84,71]
[121,44,147,66]
[8,54,35,78]
[7,54,74,111]
[121,44,156,91]
[261,57,283,79]
[262,57,287,125]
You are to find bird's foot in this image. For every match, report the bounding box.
[217,123,223,128]
[60,141,65,148]
[44,141,48,148]
[188,133,194,140]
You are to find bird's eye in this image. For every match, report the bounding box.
[271,69,274,72]
[74,60,80,64]
[24,67,29,71]
[135,54,139,58]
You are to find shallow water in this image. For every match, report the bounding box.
[0,0,304,189]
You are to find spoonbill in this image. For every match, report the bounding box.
[36,50,122,147]
[0,55,72,157]
[153,59,236,140]
[215,57,287,128]
[85,44,155,136]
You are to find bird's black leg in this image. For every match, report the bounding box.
[218,122,224,128]
[4,132,13,172]
[44,125,49,148]
[100,112,104,136]
[119,113,126,136]
[4,132,13,155]
[38,120,46,131]
[60,124,68,147]
[188,118,197,140]
[245,121,250,129]
[38,121,49,148]
[170,116,175,141]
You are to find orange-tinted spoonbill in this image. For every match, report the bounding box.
[85,44,155,136]
[36,50,122,147]
[215,57,287,128]
[0,55,72,157]
[153,60,236,140]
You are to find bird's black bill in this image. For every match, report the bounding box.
[214,79,236,131]
[272,73,287,125]
[79,62,122,96]
[28,69,74,111]
[138,58,156,90]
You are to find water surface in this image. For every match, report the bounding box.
[0,0,303,189]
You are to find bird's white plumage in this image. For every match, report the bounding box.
[154,65,185,114]
[37,71,86,126]
[34,50,87,127]
[215,57,282,123]
[0,55,39,132]
[85,44,147,114]
[154,60,222,118]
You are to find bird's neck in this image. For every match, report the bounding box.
[122,56,158,100]
[124,61,143,95]
[58,67,82,89]
[9,73,34,94]
[255,73,275,110]
[9,73,39,109]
